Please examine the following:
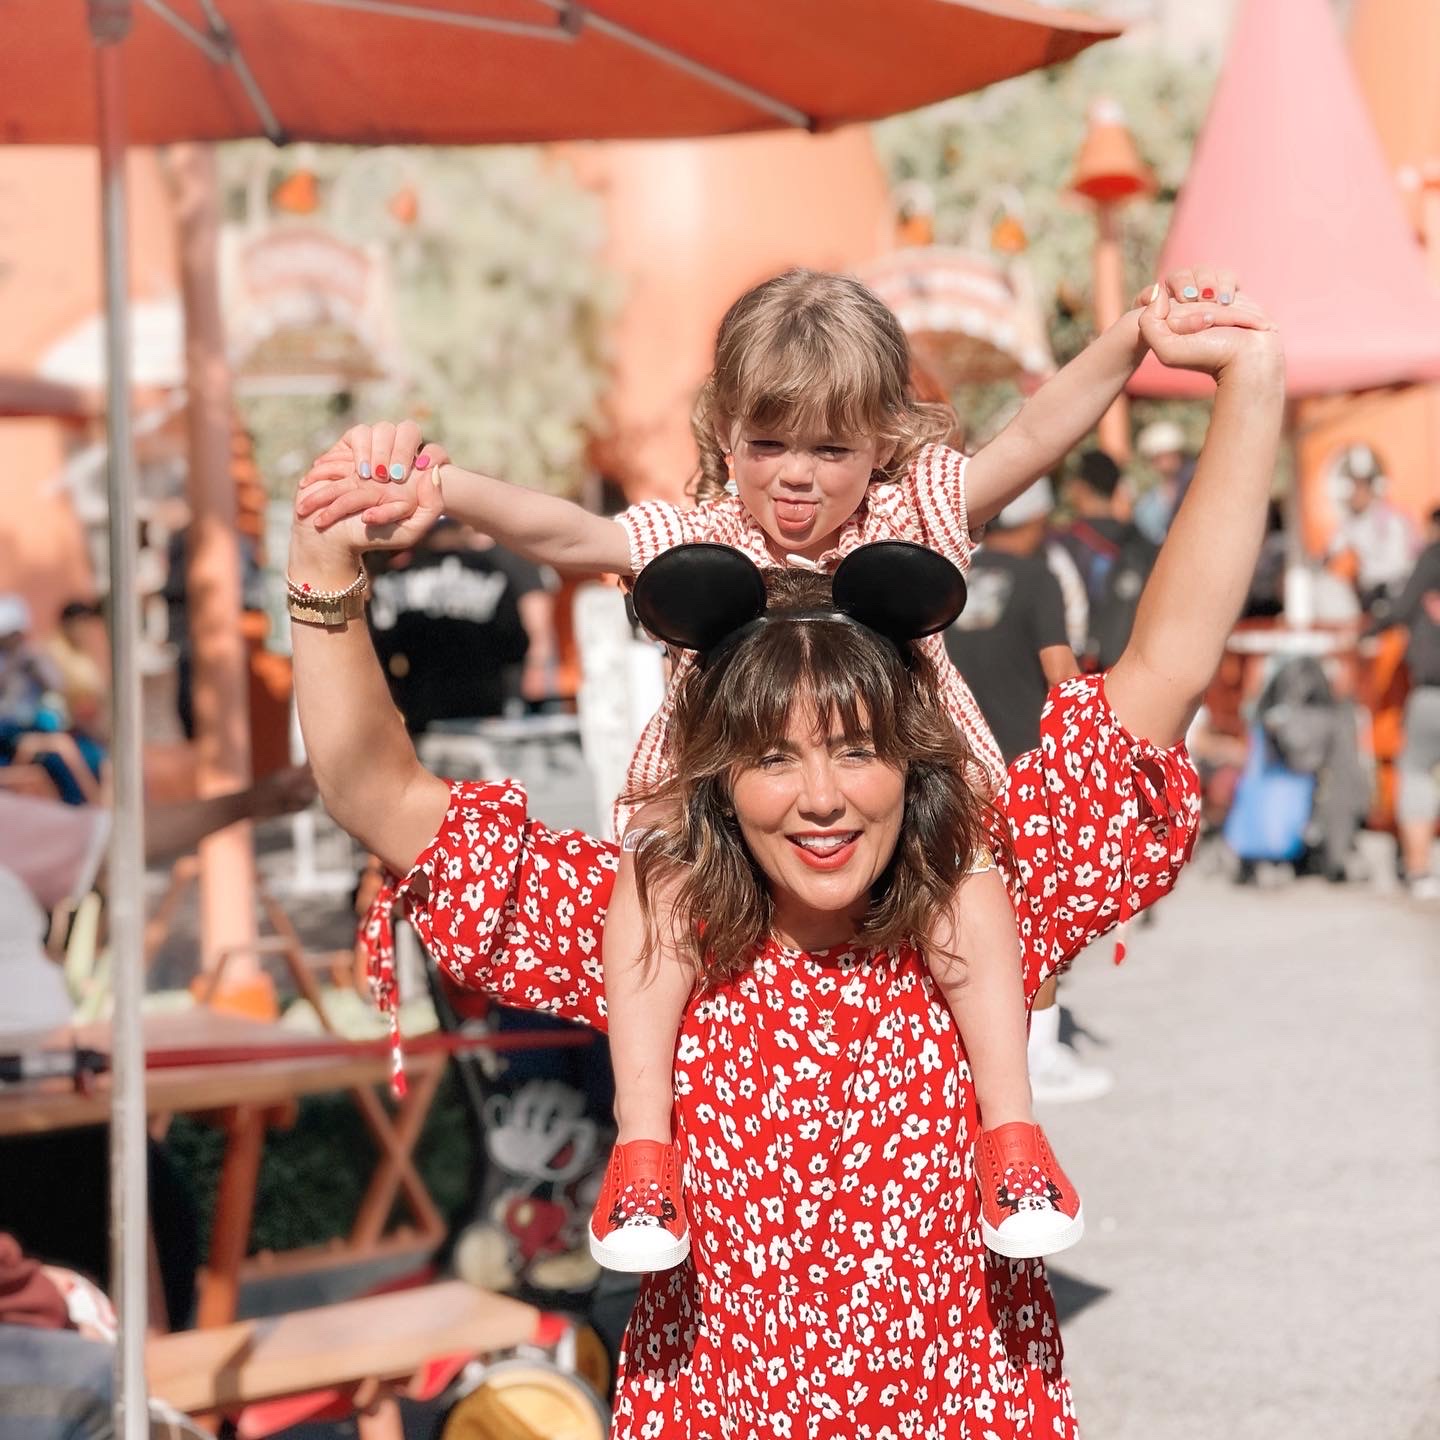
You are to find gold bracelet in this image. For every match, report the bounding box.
[287,564,369,628]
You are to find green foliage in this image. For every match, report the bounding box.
[166,1070,477,1259]
[872,42,1217,457]
[219,144,619,501]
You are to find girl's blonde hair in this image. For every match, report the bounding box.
[690,269,957,503]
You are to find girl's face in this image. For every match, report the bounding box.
[729,698,905,952]
[731,427,896,563]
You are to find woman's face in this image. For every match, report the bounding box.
[730,698,905,949]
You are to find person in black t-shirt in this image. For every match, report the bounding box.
[945,480,1079,764]
[367,519,545,732]
[947,480,1112,1105]
[472,537,560,706]
[1375,507,1440,898]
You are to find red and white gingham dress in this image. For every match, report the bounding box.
[613,444,1006,831]
[364,676,1201,1440]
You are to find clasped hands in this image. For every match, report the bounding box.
[293,264,1278,553]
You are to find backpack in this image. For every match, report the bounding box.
[1085,525,1158,668]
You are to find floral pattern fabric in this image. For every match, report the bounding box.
[362,675,1201,1439]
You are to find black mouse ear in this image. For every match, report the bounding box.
[831,541,967,640]
[631,544,769,652]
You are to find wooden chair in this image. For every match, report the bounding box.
[146,1281,553,1440]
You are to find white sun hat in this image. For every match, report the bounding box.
[1136,420,1186,459]
[0,594,33,638]
[994,478,1056,529]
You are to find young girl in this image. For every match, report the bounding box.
[297,263,1254,1270]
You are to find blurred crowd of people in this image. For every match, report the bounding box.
[954,435,1439,902]
[0,594,108,806]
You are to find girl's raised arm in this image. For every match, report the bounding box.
[298,421,633,575]
[288,489,451,875]
[1105,287,1285,747]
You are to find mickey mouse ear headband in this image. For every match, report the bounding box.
[631,541,966,665]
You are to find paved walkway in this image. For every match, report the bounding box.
[1044,864,1439,1440]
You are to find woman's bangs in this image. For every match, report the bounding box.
[796,628,906,759]
[711,627,812,760]
[715,622,903,762]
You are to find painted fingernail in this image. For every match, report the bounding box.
[1150,282,1161,302]
[358,462,371,478]
[1219,292,1233,304]
[414,453,432,470]
[1182,286,1199,299]
[389,463,406,480]
[1200,287,1215,300]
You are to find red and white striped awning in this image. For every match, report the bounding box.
[858,245,1054,388]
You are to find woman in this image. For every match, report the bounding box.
[289,287,1282,1436]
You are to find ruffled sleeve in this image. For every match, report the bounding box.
[897,443,976,568]
[994,673,1202,1000]
[613,497,716,575]
[360,781,619,1089]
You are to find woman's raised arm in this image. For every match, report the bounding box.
[288,489,451,875]
[1106,287,1285,747]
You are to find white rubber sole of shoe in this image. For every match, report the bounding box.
[589,1226,691,1274]
[1030,1065,1115,1105]
[982,1204,1084,1260]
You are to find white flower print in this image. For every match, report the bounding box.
[365,680,1202,1440]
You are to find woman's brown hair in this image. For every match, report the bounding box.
[690,269,957,504]
[629,569,1003,986]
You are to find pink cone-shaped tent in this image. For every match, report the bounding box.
[1130,0,1440,398]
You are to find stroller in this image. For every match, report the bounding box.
[1224,655,1371,882]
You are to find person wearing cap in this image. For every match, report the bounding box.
[0,595,63,733]
[1133,419,1196,545]
[1327,446,1418,619]
[1369,504,1440,900]
[0,596,94,804]
[945,478,1078,764]
[1055,450,1160,670]
[946,482,1113,1105]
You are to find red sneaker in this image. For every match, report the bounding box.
[977,1121,1084,1259]
[588,1139,690,1273]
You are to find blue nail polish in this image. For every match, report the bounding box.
[1219,292,1233,304]
[359,462,371,478]
[1182,286,1199,299]
[389,463,406,480]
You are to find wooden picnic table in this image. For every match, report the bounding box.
[146,1279,543,1414]
[0,1010,449,1328]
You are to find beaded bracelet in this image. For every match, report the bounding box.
[286,564,369,627]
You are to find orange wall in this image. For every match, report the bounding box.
[1296,1,1440,553]
[0,148,179,632]
[568,127,895,503]
[1297,386,1440,554]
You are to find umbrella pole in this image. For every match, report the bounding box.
[91,4,150,1436]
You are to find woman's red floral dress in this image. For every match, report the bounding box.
[364,676,1200,1439]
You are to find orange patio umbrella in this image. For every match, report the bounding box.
[1,4,1120,1434]
[9,1,1119,143]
